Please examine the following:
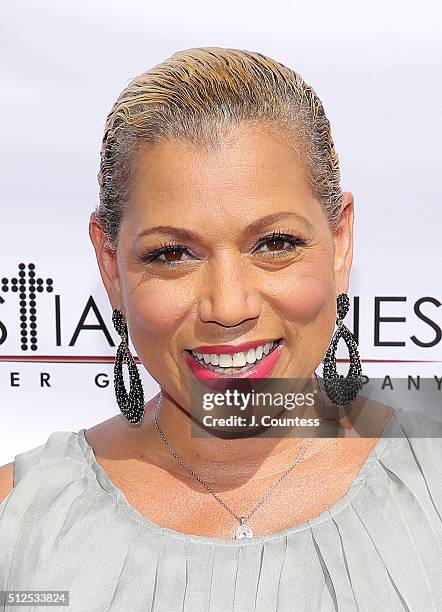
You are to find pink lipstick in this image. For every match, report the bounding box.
[184,339,284,381]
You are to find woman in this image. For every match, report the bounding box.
[0,47,440,611]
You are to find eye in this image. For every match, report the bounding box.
[138,230,309,268]
[253,230,308,258]
[138,242,194,266]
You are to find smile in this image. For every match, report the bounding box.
[184,339,284,380]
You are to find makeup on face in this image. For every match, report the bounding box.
[117,125,342,392]
[184,338,285,380]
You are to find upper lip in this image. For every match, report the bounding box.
[187,338,282,355]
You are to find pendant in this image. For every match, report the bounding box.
[234,516,254,539]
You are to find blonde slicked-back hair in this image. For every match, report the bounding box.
[97,47,344,244]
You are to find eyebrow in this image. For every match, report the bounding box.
[136,212,315,242]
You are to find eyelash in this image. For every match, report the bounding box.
[139,230,309,267]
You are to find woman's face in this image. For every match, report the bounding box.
[91,124,354,406]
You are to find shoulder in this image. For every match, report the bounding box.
[0,419,122,504]
[393,408,442,442]
[0,430,87,505]
[392,408,442,467]
[382,409,442,512]
[0,463,14,504]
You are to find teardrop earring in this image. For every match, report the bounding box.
[322,293,363,406]
[112,309,145,424]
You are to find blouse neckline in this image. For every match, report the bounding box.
[76,408,401,547]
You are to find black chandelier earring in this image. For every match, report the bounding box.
[112,309,145,424]
[322,293,363,406]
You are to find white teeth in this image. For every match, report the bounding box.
[245,348,256,363]
[191,340,280,368]
[232,352,246,367]
[218,354,233,367]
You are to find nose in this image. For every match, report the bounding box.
[197,254,261,327]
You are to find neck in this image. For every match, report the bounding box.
[138,374,334,483]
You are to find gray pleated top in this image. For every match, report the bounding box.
[1,407,441,611]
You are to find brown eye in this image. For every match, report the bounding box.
[254,231,307,258]
[266,238,286,252]
[139,243,196,266]
[163,249,184,262]
[139,231,309,268]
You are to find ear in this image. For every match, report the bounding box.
[332,192,354,295]
[89,212,122,311]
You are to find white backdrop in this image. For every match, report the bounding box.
[1,0,441,464]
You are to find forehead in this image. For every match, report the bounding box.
[126,124,321,230]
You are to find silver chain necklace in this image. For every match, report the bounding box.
[153,391,315,540]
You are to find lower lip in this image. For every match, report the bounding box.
[183,341,284,381]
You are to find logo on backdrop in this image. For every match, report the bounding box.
[0,262,114,352]
[0,262,441,355]
[1,263,54,351]
[1,263,441,393]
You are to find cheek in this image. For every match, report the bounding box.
[271,264,335,327]
[126,283,191,342]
